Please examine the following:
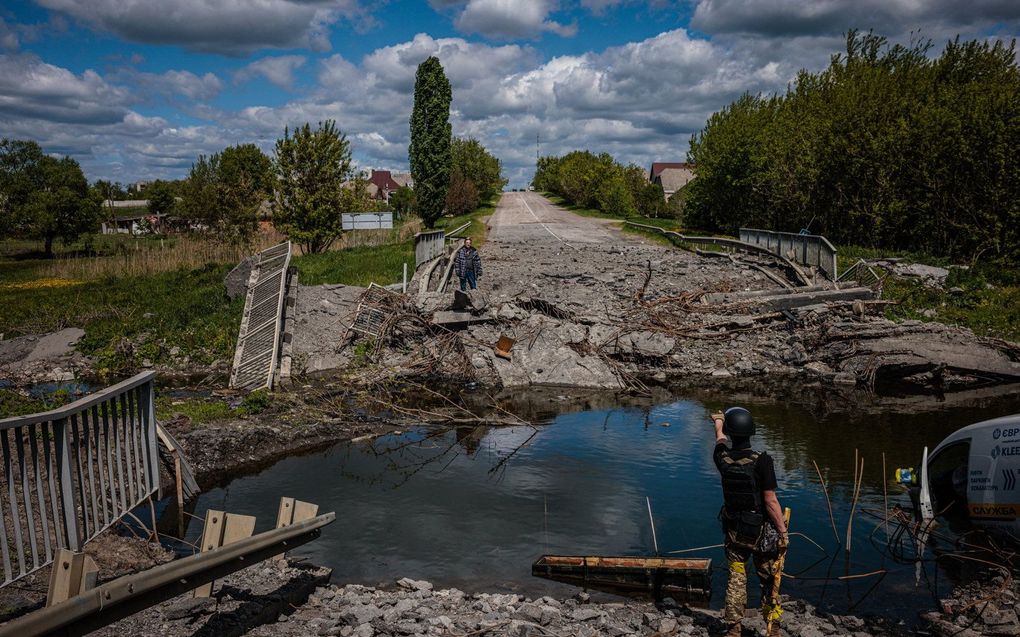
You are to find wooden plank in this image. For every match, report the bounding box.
[46,549,84,607]
[192,510,225,597]
[275,497,295,529]
[222,514,256,546]
[292,501,318,524]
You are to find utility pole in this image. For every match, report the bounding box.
[536,133,540,163]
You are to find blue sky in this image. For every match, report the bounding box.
[1,1,1018,188]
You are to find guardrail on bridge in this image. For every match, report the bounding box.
[739,228,838,280]
[413,222,472,269]
[414,230,446,268]
[230,241,292,391]
[0,372,160,587]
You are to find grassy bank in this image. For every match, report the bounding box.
[293,242,415,286]
[436,196,498,246]
[0,253,243,376]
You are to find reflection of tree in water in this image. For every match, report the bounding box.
[336,418,539,489]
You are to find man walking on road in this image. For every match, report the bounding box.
[454,237,482,291]
[711,407,789,637]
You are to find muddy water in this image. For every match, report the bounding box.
[187,385,1020,623]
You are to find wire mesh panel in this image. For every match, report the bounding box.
[0,372,159,587]
[229,242,292,391]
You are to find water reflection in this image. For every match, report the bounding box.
[187,386,1020,624]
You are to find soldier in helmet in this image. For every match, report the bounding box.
[711,407,789,637]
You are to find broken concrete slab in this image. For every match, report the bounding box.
[0,328,88,383]
[451,289,490,313]
[835,332,1020,382]
[432,311,493,329]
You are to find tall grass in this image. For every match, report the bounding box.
[40,231,286,280]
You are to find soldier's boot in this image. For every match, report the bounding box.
[765,622,781,637]
[724,621,742,637]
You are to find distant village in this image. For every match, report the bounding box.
[102,163,694,236]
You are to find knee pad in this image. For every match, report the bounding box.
[729,561,746,574]
[764,602,783,622]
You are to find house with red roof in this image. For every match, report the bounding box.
[648,162,695,199]
[368,170,413,202]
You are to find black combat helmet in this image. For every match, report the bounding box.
[723,406,755,437]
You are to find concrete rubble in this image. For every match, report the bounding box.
[288,234,1020,393]
[96,560,905,637]
[0,327,88,383]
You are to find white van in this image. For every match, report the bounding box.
[926,414,1020,534]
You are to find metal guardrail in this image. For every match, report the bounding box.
[0,512,336,637]
[230,241,292,391]
[414,230,446,268]
[413,221,473,269]
[624,222,775,255]
[0,372,159,588]
[739,228,838,280]
[624,221,813,286]
[445,221,471,238]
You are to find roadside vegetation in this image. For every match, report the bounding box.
[0,248,243,377]
[155,389,273,425]
[436,196,498,246]
[685,31,1019,267]
[534,153,682,219]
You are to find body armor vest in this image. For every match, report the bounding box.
[719,448,763,514]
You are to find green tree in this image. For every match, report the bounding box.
[451,137,506,203]
[390,185,415,218]
[274,120,353,253]
[594,169,637,217]
[684,31,1020,263]
[532,155,561,192]
[146,180,177,216]
[180,144,273,245]
[409,56,452,228]
[0,139,100,256]
[445,172,479,217]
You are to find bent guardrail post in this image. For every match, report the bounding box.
[0,512,336,637]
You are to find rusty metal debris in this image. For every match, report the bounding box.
[494,335,515,360]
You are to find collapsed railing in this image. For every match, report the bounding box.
[0,372,160,587]
[230,241,292,391]
[623,221,812,285]
[739,228,839,281]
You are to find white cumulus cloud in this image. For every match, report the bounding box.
[235,55,308,90]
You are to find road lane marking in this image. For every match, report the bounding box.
[520,193,577,249]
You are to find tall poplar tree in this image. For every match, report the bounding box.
[409,56,452,228]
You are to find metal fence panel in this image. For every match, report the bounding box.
[739,228,838,280]
[0,372,160,588]
[229,242,292,391]
[342,212,393,230]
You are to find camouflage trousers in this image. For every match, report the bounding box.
[722,542,782,626]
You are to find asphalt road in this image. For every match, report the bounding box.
[487,191,633,246]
